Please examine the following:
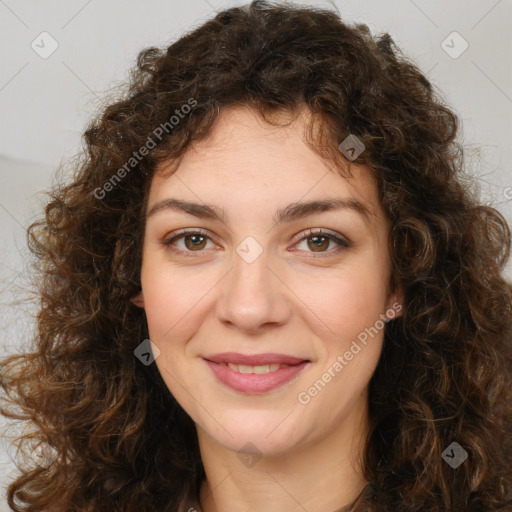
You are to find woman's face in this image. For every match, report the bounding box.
[134,106,401,457]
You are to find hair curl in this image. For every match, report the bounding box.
[1,1,511,511]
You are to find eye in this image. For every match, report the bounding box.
[292,228,351,257]
[161,228,351,257]
[161,229,217,256]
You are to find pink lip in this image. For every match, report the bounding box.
[204,353,310,394]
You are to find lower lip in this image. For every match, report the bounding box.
[204,360,309,394]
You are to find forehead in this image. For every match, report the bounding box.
[149,106,385,223]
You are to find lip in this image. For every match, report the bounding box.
[204,353,310,394]
[205,352,307,366]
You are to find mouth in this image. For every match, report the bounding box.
[203,353,310,394]
[223,362,291,374]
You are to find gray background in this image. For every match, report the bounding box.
[1,0,511,509]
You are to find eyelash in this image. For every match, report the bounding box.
[161,228,351,258]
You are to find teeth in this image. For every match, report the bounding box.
[227,363,283,373]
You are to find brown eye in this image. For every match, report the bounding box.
[162,229,216,256]
[294,229,350,256]
[162,228,350,258]
[183,234,208,251]
[307,235,331,252]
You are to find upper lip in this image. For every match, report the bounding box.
[204,352,309,365]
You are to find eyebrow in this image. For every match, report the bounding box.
[146,197,371,225]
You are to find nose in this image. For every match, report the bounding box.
[215,248,292,333]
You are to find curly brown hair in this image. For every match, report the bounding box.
[1,1,511,510]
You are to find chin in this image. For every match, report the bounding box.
[197,408,305,457]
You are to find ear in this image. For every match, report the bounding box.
[130,291,145,308]
[386,287,404,320]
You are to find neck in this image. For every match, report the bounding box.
[196,396,370,512]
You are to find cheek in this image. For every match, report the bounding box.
[140,263,218,344]
[141,266,213,405]
[290,263,389,345]
[294,269,387,419]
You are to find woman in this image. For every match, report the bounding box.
[1,1,511,511]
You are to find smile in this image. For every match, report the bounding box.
[203,353,310,394]
[225,363,286,373]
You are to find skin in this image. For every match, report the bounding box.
[132,105,403,512]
